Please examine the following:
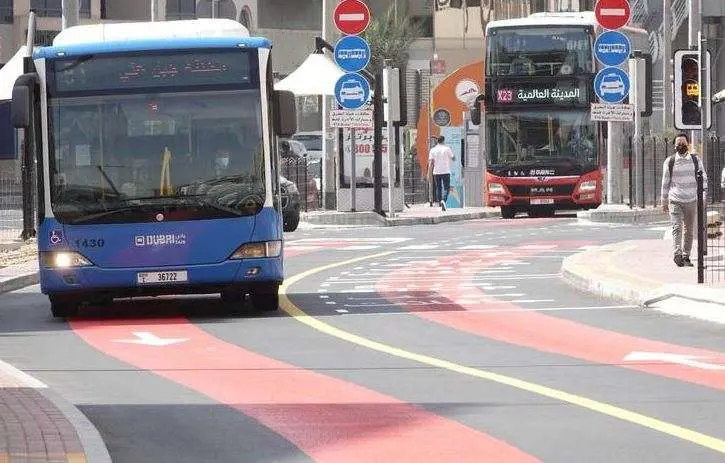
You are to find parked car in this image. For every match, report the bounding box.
[280,175,300,232]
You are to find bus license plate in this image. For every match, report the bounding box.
[137,271,188,285]
[531,198,554,205]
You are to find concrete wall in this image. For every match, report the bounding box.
[258,28,319,75]
[257,0,319,30]
[105,0,149,21]
[0,24,13,63]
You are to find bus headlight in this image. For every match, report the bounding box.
[230,240,282,259]
[488,183,507,194]
[41,251,92,268]
[578,180,597,192]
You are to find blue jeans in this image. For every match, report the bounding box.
[433,174,451,203]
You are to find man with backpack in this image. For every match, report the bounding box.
[661,133,708,267]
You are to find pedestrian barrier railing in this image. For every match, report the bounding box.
[0,172,23,243]
[280,156,321,212]
[702,136,725,284]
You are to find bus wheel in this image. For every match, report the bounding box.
[48,295,80,318]
[284,212,300,232]
[501,206,516,219]
[251,284,280,312]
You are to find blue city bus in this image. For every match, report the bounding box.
[11,19,297,317]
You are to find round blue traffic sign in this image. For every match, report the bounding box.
[594,67,630,103]
[334,35,371,73]
[594,31,631,67]
[334,73,370,110]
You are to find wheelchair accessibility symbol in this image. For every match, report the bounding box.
[49,230,64,246]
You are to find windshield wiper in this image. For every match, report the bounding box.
[96,166,121,196]
[70,206,138,224]
[69,194,257,224]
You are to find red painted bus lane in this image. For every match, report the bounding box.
[70,318,539,463]
[377,245,725,392]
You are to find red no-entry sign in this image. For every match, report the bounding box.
[334,0,371,35]
[595,0,631,30]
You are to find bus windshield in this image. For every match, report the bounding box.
[487,26,593,77]
[486,110,596,168]
[49,89,266,224]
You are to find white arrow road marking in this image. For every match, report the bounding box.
[624,351,725,371]
[114,332,189,346]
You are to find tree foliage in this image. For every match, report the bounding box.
[361,5,421,76]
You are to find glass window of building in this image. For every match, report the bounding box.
[30,0,90,18]
[196,0,237,20]
[258,0,321,30]
[166,0,196,20]
[0,0,11,23]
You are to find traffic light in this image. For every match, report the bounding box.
[674,49,711,130]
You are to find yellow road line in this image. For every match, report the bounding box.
[280,251,725,454]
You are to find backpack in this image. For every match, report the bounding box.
[667,153,700,184]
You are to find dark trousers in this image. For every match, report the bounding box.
[433,174,451,203]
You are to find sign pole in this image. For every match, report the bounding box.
[629,54,642,207]
[350,128,356,211]
[385,61,396,218]
[698,31,708,260]
[594,0,633,206]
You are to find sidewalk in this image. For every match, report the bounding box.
[562,237,725,324]
[0,260,110,462]
[577,204,669,224]
[302,203,501,227]
[0,362,110,463]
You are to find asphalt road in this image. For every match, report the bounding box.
[2,216,725,462]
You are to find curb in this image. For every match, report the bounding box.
[0,271,38,294]
[560,245,725,325]
[0,360,112,463]
[577,208,669,224]
[301,210,501,227]
[0,272,111,461]
[37,387,113,463]
[560,246,654,305]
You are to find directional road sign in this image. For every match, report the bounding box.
[334,0,371,35]
[594,30,631,66]
[594,67,630,103]
[335,72,370,110]
[595,0,631,30]
[334,35,371,73]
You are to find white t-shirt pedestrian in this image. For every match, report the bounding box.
[429,143,454,175]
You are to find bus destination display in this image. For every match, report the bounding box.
[52,51,255,93]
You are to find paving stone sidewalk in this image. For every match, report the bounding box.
[0,253,109,462]
[0,360,110,463]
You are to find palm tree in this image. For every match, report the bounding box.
[361,4,421,77]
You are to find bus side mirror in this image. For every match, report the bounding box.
[11,85,32,129]
[470,94,484,126]
[274,90,297,137]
